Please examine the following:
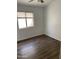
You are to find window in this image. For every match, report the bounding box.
[18,18,26,29]
[27,18,34,27]
[17,12,34,29]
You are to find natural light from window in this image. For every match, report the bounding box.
[17,12,34,29]
[18,18,26,29]
[27,18,34,27]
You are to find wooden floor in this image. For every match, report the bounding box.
[17,35,61,59]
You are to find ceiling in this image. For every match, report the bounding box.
[17,0,53,7]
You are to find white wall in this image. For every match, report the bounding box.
[17,0,61,41]
[44,0,61,41]
[17,4,44,41]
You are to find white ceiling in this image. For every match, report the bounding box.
[17,0,53,6]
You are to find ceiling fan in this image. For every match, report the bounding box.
[29,0,44,3]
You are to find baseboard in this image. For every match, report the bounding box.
[17,34,60,43]
[17,34,45,43]
[44,34,61,42]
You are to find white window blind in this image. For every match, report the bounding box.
[17,12,34,29]
[17,12,25,17]
[26,13,33,17]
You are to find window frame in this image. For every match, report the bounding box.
[17,12,34,29]
[26,17,34,27]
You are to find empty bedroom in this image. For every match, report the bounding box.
[17,0,61,59]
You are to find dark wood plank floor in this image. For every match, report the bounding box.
[17,35,61,59]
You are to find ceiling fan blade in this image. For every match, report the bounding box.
[38,0,44,3]
[41,0,44,3]
[28,0,44,3]
[29,0,34,2]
